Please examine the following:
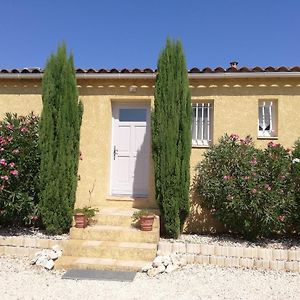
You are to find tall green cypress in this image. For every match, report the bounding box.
[39,44,83,234]
[152,39,191,238]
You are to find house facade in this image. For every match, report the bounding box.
[1,65,300,233]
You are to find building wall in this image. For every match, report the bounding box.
[1,76,300,233]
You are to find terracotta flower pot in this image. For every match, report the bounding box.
[74,212,87,228]
[140,215,155,231]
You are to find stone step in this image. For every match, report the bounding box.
[94,208,160,228]
[55,256,149,272]
[62,240,157,261]
[70,225,159,243]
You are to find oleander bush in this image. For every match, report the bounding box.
[194,133,296,239]
[291,139,300,232]
[0,112,40,226]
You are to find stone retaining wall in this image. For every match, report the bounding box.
[0,236,67,258]
[158,241,300,272]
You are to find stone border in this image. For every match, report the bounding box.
[158,241,300,272]
[0,236,66,258]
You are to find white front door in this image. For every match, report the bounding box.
[111,104,150,196]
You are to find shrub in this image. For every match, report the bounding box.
[292,139,300,231]
[152,38,191,238]
[194,134,295,239]
[0,112,40,225]
[39,44,83,234]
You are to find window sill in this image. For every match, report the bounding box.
[257,136,278,140]
[107,195,149,201]
[192,144,211,149]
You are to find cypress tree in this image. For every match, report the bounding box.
[39,44,83,234]
[152,39,192,238]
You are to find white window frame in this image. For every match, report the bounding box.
[192,102,213,146]
[258,100,277,137]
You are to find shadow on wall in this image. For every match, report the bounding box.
[131,108,151,208]
[184,188,226,234]
[132,128,148,197]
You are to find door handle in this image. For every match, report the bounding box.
[113,145,118,160]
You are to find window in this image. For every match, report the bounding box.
[258,100,277,137]
[192,102,213,146]
[119,108,147,122]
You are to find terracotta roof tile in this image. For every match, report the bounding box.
[120,68,130,73]
[190,67,202,73]
[1,66,300,75]
[214,67,226,73]
[239,67,251,72]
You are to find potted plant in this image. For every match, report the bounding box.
[74,206,98,228]
[132,210,155,231]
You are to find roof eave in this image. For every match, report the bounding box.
[1,72,300,80]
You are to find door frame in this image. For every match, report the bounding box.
[109,102,151,197]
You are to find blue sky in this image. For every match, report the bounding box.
[1,1,299,69]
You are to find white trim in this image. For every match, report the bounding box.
[201,103,204,141]
[258,100,276,137]
[192,102,212,146]
[207,103,211,142]
[109,102,150,197]
[195,103,198,143]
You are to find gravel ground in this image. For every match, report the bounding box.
[0,226,69,240]
[1,256,300,300]
[162,233,300,250]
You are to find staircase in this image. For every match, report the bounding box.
[55,208,159,272]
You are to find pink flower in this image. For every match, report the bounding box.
[6,124,13,130]
[268,141,281,148]
[278,215,285,222]
[10,170,18,176]
[250,159,257,165]
[9,162,15,168]
[252,172,257,177]
[0,176,8,181]
[244,176,250,180]
[268,141,274,147]
[20,127,28,133]
[229,133,239,141]
[251,188,257,194]
[223,175,230,180]
[0,137,7,145]
[0,159,7,166]
[7,137,13,142]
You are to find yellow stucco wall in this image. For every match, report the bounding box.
[1,76,300,233]
[76,79,156,209]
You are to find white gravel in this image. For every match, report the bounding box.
[0,226,69,240]
[1,256,300,300]
[162,233,300,250]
